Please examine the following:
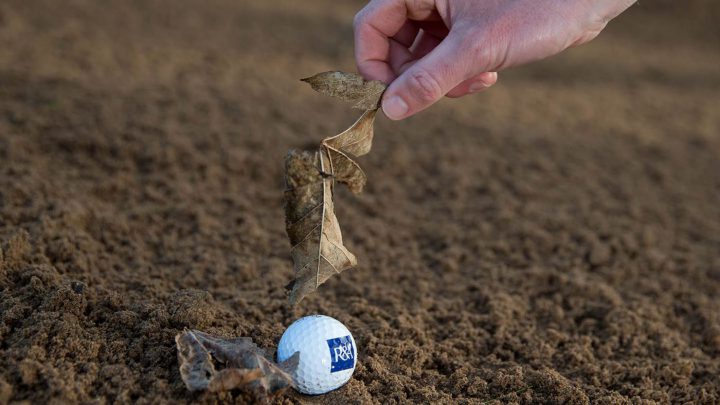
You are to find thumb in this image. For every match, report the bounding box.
[381,31,477,120]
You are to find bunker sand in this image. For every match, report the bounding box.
[0,0,719,403]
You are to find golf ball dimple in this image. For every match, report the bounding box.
[276,315,357,395]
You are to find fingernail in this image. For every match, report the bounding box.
[469,81,491,93]
[382,95,409,120]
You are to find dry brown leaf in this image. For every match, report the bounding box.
[321,109,378,194]
[175,329,299,399]
[322,146,366,194]
[301,71,386,110]
[209,368,264,392]
[284,150,357,305]
[323,109,377,157]
[283,72,385,305]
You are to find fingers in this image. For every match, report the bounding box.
[381,30,482,120]
[354,0,437,83]
[393,20,419,48]
[408,29,442,62]
[390,30,442,76]
[446,72,498,98]
[356,0,495,120]
[388,38,414,76]
[387,21,420,77]
[395,36,497,99]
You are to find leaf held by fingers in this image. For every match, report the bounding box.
[284,150,357,305]
[175,330,298,398]
[302,71,386,110]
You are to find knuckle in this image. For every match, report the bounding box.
[352,10,366,30]
[466,34,488,60]
[353,4,372,30]
[464,29,497,69]
[455,22,508,72]
[406,69,444,103]
[406,0,433,18]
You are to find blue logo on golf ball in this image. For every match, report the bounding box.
[326,335,354,373]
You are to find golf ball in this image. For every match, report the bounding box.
[276,315,357,395]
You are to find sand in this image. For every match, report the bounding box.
[1,0,719,403]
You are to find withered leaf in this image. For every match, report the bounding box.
[322,146,366,194]
[301,71,386,110]
[175,329,299,399]
[323,108,377,157]
[284,72,385,305]
[284,150,357,305]
[322,108,378,194]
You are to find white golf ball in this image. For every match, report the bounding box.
[276,315,357,395]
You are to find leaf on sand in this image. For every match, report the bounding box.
[284,72,385,305]
[175,329,299,398]
[301,71,386,110]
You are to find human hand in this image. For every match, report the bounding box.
[354,0,635,120]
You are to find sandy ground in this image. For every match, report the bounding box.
[1,1,719,403]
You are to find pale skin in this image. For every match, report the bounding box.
[354,0,637,120]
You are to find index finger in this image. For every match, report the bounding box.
[353,0,438,83]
